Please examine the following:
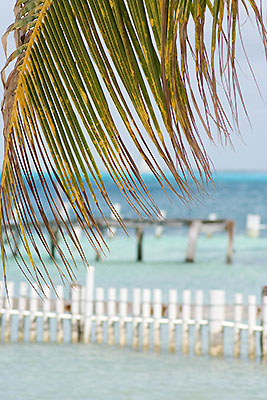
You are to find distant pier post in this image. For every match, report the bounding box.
[51,225,59,258]
[246,214,261,238]
[226,220,234,264]
[186,220,202,262]
[155,210,166,238]
[136,227,144,262]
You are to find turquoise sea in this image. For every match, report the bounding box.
[1,171,267,399]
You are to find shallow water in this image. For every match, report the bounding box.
[1,343,267,400]
[2,173,267,398]
[2,233,267,399]
[5,233,267,301]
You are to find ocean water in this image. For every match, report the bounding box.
[1,344,267,400]
[2,171,267,399]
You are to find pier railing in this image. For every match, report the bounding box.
[1,267,266,360]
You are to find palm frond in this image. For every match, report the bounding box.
[1,0,266,287]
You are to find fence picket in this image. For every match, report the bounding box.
[56,285,64,343]
[209,290,225,356]
[194,290,203,355]
[168,289,177,353]
[234,293,243,358]
[71,285,81,343]
[0,281,3,341]
[29,285,38,342]
[79,285,86,341]
[96,288,104,344]
[248,295,257,359]
[4,282,14,343]
[18,282,27,342]
[153,289,162,352]
[132,288,141,350]
[262,296,267,360]
[84,267,94,344]
[107,288,116,345]
[182,290,191,354]
[42,286,51,343]
[142,289,151,351]
[119,288,128,347]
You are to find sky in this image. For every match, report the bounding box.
[0,2,267,172]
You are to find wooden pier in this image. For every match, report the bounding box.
[95,217,234,263]
[9,217,235,264]
[1,267,267,360]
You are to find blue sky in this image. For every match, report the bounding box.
[0,2,267,172]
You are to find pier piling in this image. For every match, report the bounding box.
[186,221,202,263]
[136,227,144,262]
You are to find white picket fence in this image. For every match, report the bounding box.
[0,267,267,360]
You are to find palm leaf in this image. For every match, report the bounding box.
[1,0,266,287]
